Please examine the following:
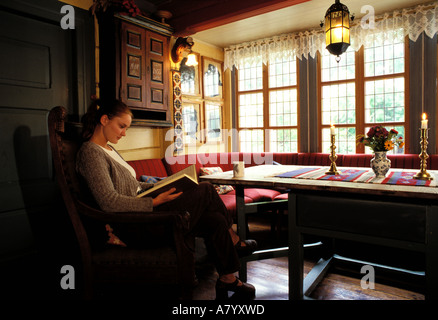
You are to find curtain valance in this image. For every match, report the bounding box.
[224,1,438,70]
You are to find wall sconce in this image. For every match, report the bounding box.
[323,0,352,62]
[185,52,198,67]
[171,37,198,66]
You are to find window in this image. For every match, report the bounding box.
[320,48,356,154]
[205,102,222,141]
[236,55,298,152]
[181,103,200,144]
[319,29,407,154]
[204,60,222,98]
[179,55,224,145]
[180,57,198,95]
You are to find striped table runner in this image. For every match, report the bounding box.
[275,167,437,187]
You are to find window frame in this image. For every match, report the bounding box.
[235,59,300,152]
[179,55,225,146]
[317,36,410,154]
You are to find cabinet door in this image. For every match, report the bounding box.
[145,30,169,111]
[120,22,146,108]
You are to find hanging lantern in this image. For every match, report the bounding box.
[324,0,351,61]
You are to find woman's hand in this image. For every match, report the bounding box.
[152,188,182,207]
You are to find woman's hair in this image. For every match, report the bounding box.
[81,99,133,141]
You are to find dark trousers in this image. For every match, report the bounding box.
[157,182,240,275]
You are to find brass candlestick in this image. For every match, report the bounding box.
[414,128,433,180]
[326,134,340,175]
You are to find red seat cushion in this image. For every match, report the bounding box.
[342,154,422,170]
[387,154,421,169]
[430,154,438,170]
[274,193,288,200]
[220,194,253,218]
[163,154,202,175]
[127,159,168,180]
[341,154,373,168]
[272,153,299,165]
[297,153,336,166]
[226,188,281,201]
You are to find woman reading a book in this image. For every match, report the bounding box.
[76,99,257,300]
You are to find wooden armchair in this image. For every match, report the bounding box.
[48,106,195,299]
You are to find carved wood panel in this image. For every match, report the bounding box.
[146,31,169,111]
[120,23,146,108]
[120,21,169,114]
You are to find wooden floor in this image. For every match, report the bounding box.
[192,215,425,301]
[192,257,424,300]
[0,213,425,301]
[28,214,422,301]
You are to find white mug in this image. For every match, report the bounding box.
[233,161,245,178]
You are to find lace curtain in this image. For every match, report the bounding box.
[224,1,438,70]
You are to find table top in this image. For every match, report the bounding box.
[199,165,438,201]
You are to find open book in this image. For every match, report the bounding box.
[136,164,198,198]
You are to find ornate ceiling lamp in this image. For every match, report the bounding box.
[324,0,352,62]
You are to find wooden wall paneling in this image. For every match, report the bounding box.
[0,0,94,298]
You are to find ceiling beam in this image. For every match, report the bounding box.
[166,0,311,36]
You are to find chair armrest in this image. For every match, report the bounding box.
[75,200,190,232]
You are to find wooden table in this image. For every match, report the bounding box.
[200,165,438,300]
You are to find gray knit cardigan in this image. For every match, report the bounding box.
[76,141,154,212]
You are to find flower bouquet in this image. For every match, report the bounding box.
[357,125,404,178]
[357,125,404,152]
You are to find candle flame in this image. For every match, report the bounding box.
[422,113,427,120]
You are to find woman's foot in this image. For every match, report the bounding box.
[216,276,256,300]
[234,239,258,257]
[228,228,258,257]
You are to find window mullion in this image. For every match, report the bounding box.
[356,46,365,153]
[317,52,323,152]
[404,36,410,153]
[263,63,269,152]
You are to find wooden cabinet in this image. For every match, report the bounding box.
[99,13,173,126]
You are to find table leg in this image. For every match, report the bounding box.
[426,205,438,300]
[288,192,304,299]
[235,186,247,282]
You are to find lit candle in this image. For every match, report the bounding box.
[421,113,428,129]
[330,124,335,135]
